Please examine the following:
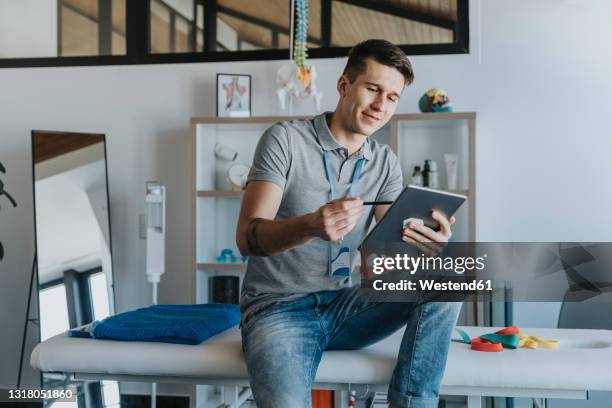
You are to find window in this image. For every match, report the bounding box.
[150,0,203,53]
[59,0,127,56]
[151,0,466,55]
[0,0,126,59]
[0,1,58,58]
[100,381,120,407]
[48,400,78,407]
[0,0,468,68]
[39,284,70,341]
[39,269,109,340]
[89,271,111,321]
[215,0,292,51]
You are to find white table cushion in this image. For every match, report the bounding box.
[31,326,612,391]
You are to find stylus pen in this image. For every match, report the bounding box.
[363,201,393,205]
[325,200,393,205]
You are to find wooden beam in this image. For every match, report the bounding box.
[33,131,104,164]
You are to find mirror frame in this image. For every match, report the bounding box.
[30,129,116,338]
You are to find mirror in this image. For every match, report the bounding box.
[32,130,118,405]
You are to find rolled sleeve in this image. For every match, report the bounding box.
[247,124,291,190]
[377,149,403,202]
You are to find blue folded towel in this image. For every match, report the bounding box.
[69,303,240,345]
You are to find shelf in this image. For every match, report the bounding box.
[416,188,470,196]
[197,189,467,199]
[190,112,475,125]
[197,263,247,271]
[443,189,470,196]
[192,115,310,125]
[197,190,243,198]
[196,262,367,273]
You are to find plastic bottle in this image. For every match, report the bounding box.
[411,166,423,186]
[348,390,356,407]
[429,160,439,189]
[423,160,431,187]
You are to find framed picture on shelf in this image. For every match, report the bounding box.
[216,73,251,117]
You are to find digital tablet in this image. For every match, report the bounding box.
[359,185,467,246]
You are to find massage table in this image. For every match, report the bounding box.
[31,326,612,408]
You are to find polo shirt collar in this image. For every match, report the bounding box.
[314,112,373,161]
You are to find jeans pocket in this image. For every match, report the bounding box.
[241,301,280,333]
[241,303,281,356]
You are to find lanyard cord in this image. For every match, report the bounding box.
[322,149,365,199]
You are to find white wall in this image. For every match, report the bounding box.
[0,0,57,58]
[1,0,611,404]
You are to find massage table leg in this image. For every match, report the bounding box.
[221,386,252,408]
[468,395,482,408]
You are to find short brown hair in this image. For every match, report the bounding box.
[343,39,414,85]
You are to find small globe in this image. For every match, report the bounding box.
[418,88,453,113]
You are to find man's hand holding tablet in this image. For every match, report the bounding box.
[402,211,455,257]
[359,185,467,258]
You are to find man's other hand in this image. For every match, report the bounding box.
[402,211,455,257]
[308,197,365,241]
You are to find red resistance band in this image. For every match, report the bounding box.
[469,325,520,353]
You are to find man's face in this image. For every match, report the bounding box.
[338,58,405,136]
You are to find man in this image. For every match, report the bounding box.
[236,39,461,408]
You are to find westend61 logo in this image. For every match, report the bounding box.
[0,161,18,262]
[371,253,487,275]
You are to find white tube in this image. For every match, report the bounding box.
[444,154,458,190]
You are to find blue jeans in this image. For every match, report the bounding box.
[240,285,462,408]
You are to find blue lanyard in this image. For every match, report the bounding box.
[322,149,365,199]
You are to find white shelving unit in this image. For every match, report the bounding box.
[391,112,476,242]
[191,112,476,305]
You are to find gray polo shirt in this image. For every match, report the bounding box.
[240,112,403,323]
